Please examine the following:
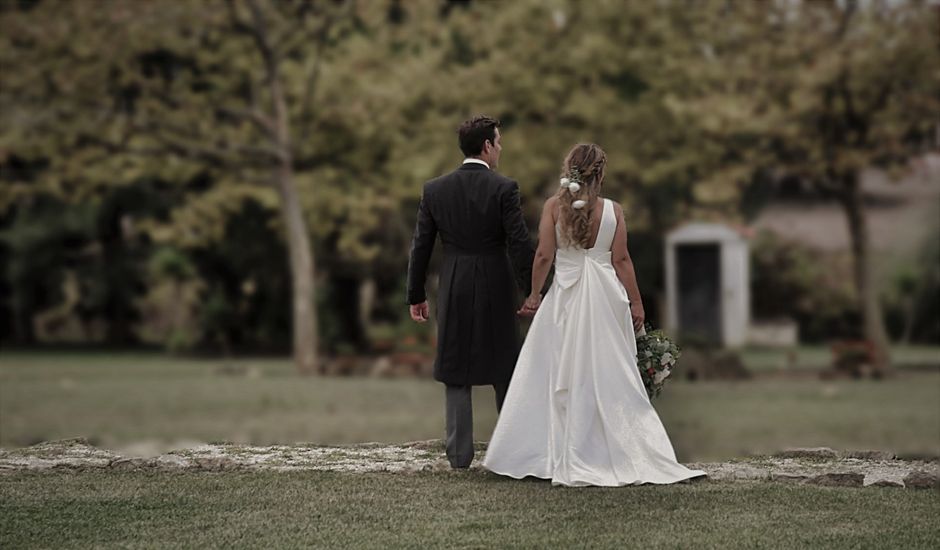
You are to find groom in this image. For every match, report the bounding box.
[406,115,535,469]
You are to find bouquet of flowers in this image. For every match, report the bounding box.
[635,325,681,399]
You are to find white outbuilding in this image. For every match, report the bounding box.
[664,222,750,348]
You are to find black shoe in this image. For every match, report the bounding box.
[448,458,472,469]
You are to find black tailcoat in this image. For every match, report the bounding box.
[406,163,535,386]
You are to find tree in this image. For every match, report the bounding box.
[1,0,370,372]
[126,0,368,373]
[381,0,757,321]
[795,0,937,372]
[4,0,933,357]
[662,0,939,371]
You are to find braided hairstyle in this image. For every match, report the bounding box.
[557,143,608,248]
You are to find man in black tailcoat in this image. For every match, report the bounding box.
[406,115,535,469]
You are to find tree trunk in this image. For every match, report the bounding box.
[839,172,891,374]
[357,277,376,345]
[242,0,319,374]
[269,73,318,374]
[275,166,319,375]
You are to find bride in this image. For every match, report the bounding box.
[482,143,706,487]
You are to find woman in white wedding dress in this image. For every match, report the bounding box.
[483,143,706,487]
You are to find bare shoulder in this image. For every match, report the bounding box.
[543,195,560,222]
[609,199,625,219]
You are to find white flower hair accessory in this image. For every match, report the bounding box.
[559,169,583,194]
[572,200,587,209]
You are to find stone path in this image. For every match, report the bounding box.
[1,438,937,489]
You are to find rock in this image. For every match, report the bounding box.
[809,473,864,487]
[903,470,940,489]
[154,454,194,470]
[775,447,839,460]
[111,457,157,470]
[844,450,895,461]
[115,439,206,458]
[866,479,904,488]
[39,437,93,447]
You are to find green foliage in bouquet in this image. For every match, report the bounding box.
[635,324,681,400]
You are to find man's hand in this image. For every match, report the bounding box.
[517,293,541,317]
[410,301,429,323]
[630,302,645,332]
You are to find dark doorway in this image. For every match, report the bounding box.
[677,243,722,345]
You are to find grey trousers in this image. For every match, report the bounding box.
[445,383,509,468]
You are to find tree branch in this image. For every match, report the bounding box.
[243,0,278,86]
[128,120,285,167]
[215,105,277,138]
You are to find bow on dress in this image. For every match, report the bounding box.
[551,247,617,324]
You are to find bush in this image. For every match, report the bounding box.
[882,229,940,344]
[750,230,860,342]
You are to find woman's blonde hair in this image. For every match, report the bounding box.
[556,143,608,248]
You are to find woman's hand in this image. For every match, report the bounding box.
[630,302,645,332]
[517,293,542,317]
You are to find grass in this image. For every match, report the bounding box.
[1,351,938,548]
[655,376,940,460]
[739,344,940,372]
[1,350,938,461]
[0,469,938,549]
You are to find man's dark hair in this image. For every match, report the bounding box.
[457,115,500,157]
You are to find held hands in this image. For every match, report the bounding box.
[517,293,541,317]
[410,301,429,323]
[413,295,542,321]
[630,302,645,332]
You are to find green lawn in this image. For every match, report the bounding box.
[1,351,938,461]
[1,470,938,549]
[739,345,940,372]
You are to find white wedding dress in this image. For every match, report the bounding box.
[483,198,706,487]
